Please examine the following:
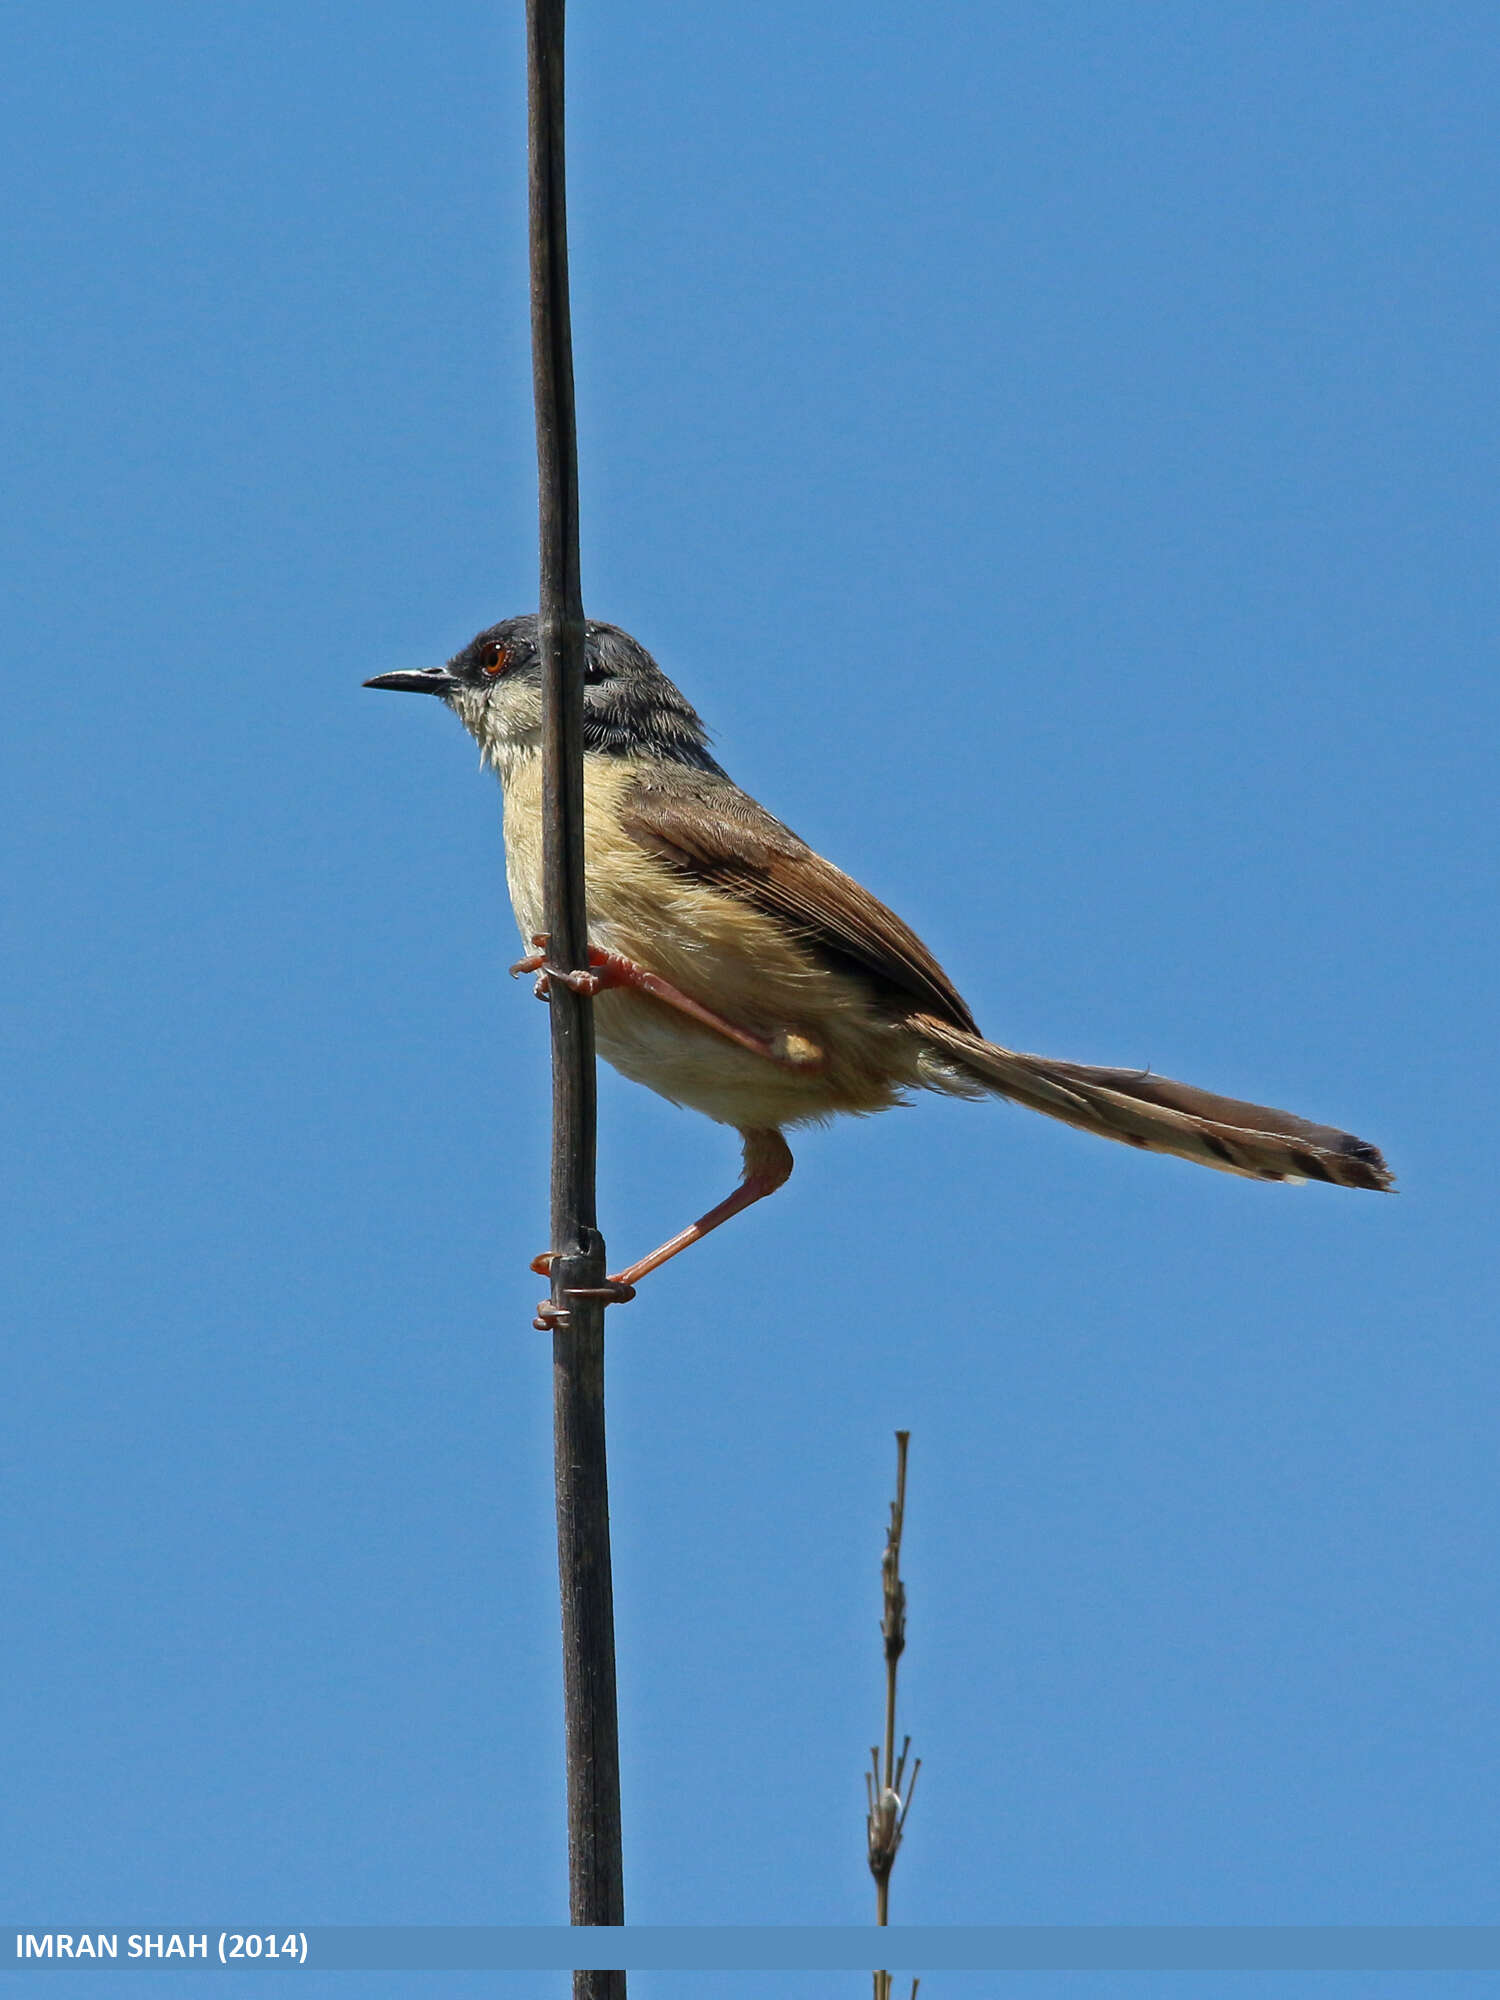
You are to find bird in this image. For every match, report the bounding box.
[366,615,1392,1296]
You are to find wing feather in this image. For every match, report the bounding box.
[618,769,979,1035]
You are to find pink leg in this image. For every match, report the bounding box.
[533,1128,795,1299]
[511,935,822,1070]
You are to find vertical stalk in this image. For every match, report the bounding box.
[526,2,626,1993]
[868,1432,919,2000]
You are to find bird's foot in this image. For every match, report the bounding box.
[529,1129,796,1304]
[510,935,823,1068]
[509,936,605,1002]
[530,1251,637,1332]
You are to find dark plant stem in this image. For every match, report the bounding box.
[527,2,626,1993]
[868,1432,919,2000]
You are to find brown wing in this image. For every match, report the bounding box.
[619,767,979,1035]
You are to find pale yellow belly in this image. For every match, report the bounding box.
[500,753,918,1130]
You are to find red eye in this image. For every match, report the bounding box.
[481,641,507,677]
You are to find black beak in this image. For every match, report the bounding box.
[363,667,459,697]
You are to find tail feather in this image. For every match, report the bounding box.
[914,1016,1393,1192]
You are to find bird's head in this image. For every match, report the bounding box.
[365,616,719,774]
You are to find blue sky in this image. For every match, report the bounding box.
[3,2,1496,1996]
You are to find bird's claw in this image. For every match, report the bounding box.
[566,1279,638,1305]
[531,1251,636,1329]
[509,934,610,999]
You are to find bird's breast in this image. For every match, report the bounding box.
[498,750,919,1127]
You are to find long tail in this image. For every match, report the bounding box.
[914,1015,1393,1191]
